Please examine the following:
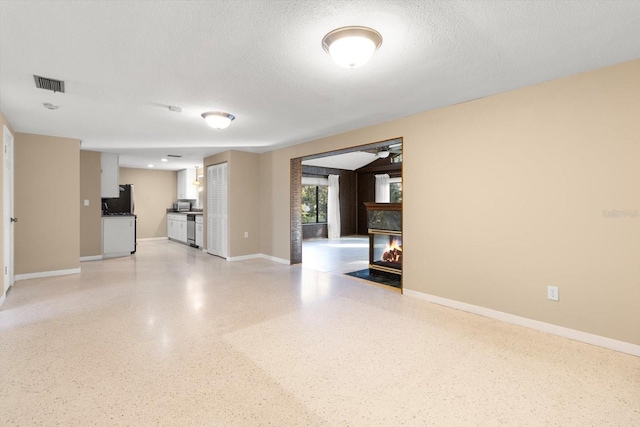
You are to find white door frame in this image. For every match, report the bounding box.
[2,125,15,303]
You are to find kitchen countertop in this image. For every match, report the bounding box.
[102,213,136,217]
[167,211,203,215]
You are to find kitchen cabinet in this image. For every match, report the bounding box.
[177,218,187,243]
[167,213,188,243]
[101,153,119,198]
[103,216,135,257]
[167,215,176,240]
[195,215,204,248]
[177,168,197,200]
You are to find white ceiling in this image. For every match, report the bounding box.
[302,151,379,171]
[1,1,639,171]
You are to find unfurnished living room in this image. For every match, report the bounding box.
[1,1,639,426]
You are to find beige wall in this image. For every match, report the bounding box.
[1,112,16,295]
[14,133,80,274]
[228,151,260,257]
[119,167,177,239]
[203,151,260,258]
[258,59,640,345]
[80,151,102,257]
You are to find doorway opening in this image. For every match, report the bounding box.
[290,138,403,291]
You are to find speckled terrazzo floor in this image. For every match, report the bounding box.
[1,240,639,426]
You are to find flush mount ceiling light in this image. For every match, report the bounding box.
[201,111,235,129]
[322,26,382,68]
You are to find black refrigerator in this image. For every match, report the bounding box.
[102,184,135,215]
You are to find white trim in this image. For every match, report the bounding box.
[137,237,168,242]
[80,255,102,262]
[224,253,290,264]
[15,268,81,281]
[227,254,261,262]
[403,288,640,357]
[0,291,6,307]
[259,253,290,265]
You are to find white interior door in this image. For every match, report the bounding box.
[207,163,228,258]
[3,125,15,296]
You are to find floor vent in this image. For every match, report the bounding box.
[33,75,65,93]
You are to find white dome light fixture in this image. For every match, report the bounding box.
[201,111,235,129]
[377,150,390,159]
[322,26,382,68]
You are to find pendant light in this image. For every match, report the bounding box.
[192,166,201,186]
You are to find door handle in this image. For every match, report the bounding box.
[10,217,17,223]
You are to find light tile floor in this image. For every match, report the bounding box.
[302,236,369,275]
[0,240,638,425]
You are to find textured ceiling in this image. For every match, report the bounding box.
[1,1,639,170]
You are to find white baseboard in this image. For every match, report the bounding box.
[80,255,102,262]
[0,290,5,307]
[227,254,262,262]
[137,237,168,242]
[258,253,290,265]
[225,253,290,264]
[403,288,640,357]
[15,267,81,281]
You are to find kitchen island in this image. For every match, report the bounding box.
[102,214,136,258]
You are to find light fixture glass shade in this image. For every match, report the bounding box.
[377,150,390,159]
[192,166,201,186]
[201,112,235,129]
[322,26,382,68]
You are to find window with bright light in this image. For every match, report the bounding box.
[301,176,329,224]
[390,177,402,203]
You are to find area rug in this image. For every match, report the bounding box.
[344,269,401,289]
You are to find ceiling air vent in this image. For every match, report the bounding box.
[33,75,65,93]
[167,154,182,158]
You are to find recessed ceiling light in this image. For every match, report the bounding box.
[148,164,154,168]
[43,102,59,110]
[161,158,168,162]
[201,111,235,129]
[322,26,382,68]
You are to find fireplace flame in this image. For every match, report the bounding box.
[381,237,402,264]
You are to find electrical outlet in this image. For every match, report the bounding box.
[83,199,90,206]
[244,231,249,238]
[547,286,559,301]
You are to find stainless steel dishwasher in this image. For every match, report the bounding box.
[187,214,196,247]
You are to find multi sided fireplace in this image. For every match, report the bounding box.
[364,202,402,276]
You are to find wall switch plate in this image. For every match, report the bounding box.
[84,199,90,206]
[244,231,249,238]
[547,286,559,301]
